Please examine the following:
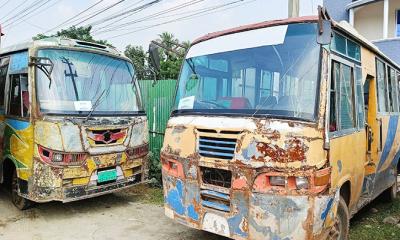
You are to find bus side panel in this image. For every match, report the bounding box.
[372,115,400,199]
[329,131,366,211]
[3,118,34,181]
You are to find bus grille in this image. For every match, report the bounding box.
[198,136,236,160]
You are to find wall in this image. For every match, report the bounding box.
[375,39,400,64]
[324,0,352,21]
[388,0,400,38]
[354,1,384,40]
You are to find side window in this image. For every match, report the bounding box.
[355,67,365,128]
[388,67,399,112]
[376,60,387,112]
[339,64,355,130]
[330,61,356,132]
[0,57,9,110]
[8,74,29,118]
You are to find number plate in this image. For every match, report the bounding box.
[97,169,117,183]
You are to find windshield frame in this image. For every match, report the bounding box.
[171,23,323,122]
[33,46,145,117]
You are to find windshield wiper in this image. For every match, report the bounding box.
[85,89,106,121]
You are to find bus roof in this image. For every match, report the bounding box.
[0,37,123,58]
[191,15,400,71]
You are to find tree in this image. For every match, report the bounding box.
[33,26,112,47]
[124,45,147,80]
[123,32,190,80]
[156,32,188,79]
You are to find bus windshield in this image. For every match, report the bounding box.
[174,23,321,120]
[36,49,142,115]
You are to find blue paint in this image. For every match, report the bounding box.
[187,204,199,221]
[378,116,399,170]
[6,119,30,131]
[9,52,28,73]
[228,192,248,238]
[337,160,342,173]
[166,180,185,215]
[202,200,230,212]
[320,198,334,220]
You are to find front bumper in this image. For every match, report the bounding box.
[28,173,146,203]
[163,175,338,240]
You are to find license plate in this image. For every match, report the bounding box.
[97,169,117,183]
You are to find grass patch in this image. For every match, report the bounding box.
[350,197,400,240]
[126,184,164,205]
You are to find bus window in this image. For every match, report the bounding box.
[355,67,365,128]
[0,57,9,109]
[339,64,355,130]
[376,60,387,112]
[388,66,398,112]
[8,74,29,117]
[330,61,356,132]
[330,62,339,132]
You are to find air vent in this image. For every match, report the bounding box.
[201,167,232,188]
[200,189,230,212]
[198,136,236,160]
[75,41,107,49]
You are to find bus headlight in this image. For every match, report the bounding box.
[295,176,309,189]
[270,176,286,186]
[52,153,63,163]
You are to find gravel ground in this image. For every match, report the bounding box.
[0,186,224,240]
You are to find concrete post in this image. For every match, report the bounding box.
[383,0,389,39]
[349,8,354,26]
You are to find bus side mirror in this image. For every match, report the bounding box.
[149,42,161,73]
[317,20,332,45]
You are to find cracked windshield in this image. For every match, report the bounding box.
[174,23,320,120]
[36,49,142,115]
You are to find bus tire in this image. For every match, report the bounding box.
[329,196,349,240]
[11,169,32,210]
[382,166,398,202]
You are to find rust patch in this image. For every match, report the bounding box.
[254,137,308,163]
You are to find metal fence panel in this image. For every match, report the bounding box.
[139,79,177,156]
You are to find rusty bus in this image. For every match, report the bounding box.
[0,38,149,209]
[152,10,400,240]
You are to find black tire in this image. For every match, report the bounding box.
[11,169,32,210]
[382,166,398,202]
[329,197,349,240]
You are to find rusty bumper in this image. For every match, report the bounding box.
[27,174,146,203]
[163,175,338,240]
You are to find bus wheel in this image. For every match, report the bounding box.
[11,169,32,210]
[382,166,398,202]
[328,197,349,240]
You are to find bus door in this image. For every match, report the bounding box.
[329,55,366,209]
[366,59,400,200]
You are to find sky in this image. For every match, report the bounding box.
[0,0,322,52]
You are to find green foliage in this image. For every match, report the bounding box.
[148,152,162,187]
[124,31,189,80]
[33,26,113,47]
[124,45,147,80]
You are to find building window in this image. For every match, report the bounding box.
[397,10,400,37]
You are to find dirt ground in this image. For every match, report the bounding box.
[0,186,224,240]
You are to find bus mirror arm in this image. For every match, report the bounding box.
[29,57,54,87]
[317,6,332,45]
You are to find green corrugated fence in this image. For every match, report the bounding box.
[138,79,177,157]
